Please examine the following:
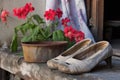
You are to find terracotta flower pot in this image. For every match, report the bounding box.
[21,41,67,62]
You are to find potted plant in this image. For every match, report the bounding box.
[0,3,85,62]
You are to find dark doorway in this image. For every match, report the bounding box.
[104,0,120,51]
[104,0,120,41]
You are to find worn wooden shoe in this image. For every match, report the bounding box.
[47,39,92,69]
[58,41,113,74]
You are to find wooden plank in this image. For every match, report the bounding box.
[89,0,104,41]
[97,0,104,40]
[90,0,98,40]
[85,0,91,21]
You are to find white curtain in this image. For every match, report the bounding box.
[46,0,95,42]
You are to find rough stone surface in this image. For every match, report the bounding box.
[0,50,120,80]
[113,49,120,57]
[9,74,21,80]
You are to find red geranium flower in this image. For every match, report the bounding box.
[62,17,70,27]
[44,9,56,21]
[56,8,63,19]
[1,10,9,17]
[74,31,85,42]
[13,3,34,19]
[0,10,9,22]
[13,8,25,19]
[1,17,7,22]
[24,3,34,12]
[64,26,76,41]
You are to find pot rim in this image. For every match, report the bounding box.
[21,41,68,47]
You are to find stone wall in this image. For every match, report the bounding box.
[0,0,46,46]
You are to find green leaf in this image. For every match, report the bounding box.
[15,23,36,35]
[56,30,65,41]
[52,31,58,41]
[39,28,48,39]
[32,14,45,24]
[29,27,46,41]
[52,30,65,41]
[10,33,18,52]
[44,26,52,38]
[21,35,32,42]
[37,35,46,40]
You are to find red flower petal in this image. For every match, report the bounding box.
[56,8,63,19]
[62,17,70,27]
[44,9,56,21]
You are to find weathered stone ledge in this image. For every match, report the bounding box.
[0,49,120,80]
